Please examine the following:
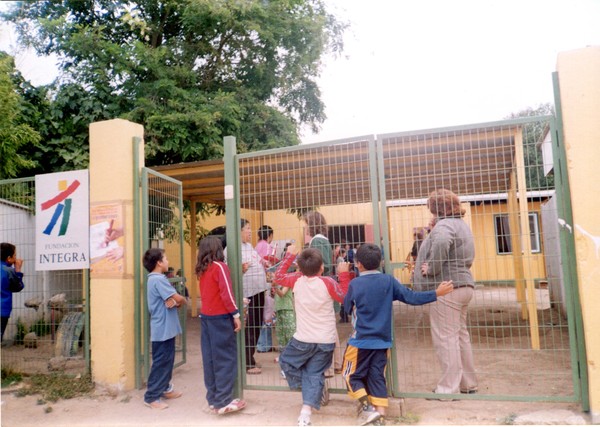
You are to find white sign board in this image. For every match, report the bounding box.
[35,170,89,270]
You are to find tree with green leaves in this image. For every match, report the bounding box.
[505,103,555,190]
[2,0,345,173]
[0,52,41,179]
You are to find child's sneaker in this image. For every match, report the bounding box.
[144,399,169,410]
[280,369,286,379]
[357,403,381,426]
[370,416,385,426]
[297,412,312,426]
[320,379,330,406]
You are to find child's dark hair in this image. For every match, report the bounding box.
[143,248,165,273]
[195,236,224,276]
[257,225,273,241]
[297,248,323,277]
[1,242,16,262]
[356,243,382,271]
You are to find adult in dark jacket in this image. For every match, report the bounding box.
[413,189,478,396]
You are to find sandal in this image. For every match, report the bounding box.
[217,398,247,415]
[246,367,262,375]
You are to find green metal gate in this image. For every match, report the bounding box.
[133,157,186,387]
[376,116,587,406]
[223,116,587,407]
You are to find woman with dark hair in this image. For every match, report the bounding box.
[413,189,478,397]
[223,219,269,374]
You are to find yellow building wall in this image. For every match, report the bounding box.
[470,202,546,283]
[169,203,375,283]
[176,199,548,288]
[557,46,600,422]
[387,204,432,283]
[386,201,546,285]
[163,209,259,297]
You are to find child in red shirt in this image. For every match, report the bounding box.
[195,236,246,415]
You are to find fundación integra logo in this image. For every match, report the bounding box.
[41,178,81,236]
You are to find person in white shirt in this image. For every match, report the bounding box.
[224,219,269,374]
[273,244,351,426]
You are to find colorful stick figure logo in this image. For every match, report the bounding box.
[41,179,81,236]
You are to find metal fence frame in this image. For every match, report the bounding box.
[1,177,90,376]
[222,116,587,406]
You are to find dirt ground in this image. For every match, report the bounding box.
[1,289,592,426]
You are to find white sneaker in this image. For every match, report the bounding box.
[280,369,286,379]
[297,413,312,426]
[357,404,381,426]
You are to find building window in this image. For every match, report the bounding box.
[494,213,541,255]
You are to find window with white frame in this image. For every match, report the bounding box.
[494,213,541,255]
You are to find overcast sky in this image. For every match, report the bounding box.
[301,0,600,143]
[2,0,599,144]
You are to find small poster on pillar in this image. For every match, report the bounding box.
[90,202,126,278]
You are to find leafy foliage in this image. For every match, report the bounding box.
[0,53,41,179]
[2,0,346,175]
[505,103,555,190]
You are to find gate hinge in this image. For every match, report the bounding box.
[557,218,572,233]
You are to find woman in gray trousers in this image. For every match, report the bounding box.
[413,189,478,396]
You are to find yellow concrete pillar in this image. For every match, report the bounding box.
[89,119,144,392]
[556,46,600,423]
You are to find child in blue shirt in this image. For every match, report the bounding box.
[342,243,453,425]
[143,248,187,410]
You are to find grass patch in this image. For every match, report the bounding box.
[1,367,23,387]
[13,318,27,345]
[30,318,52,337]
[16,373,94,402]
[393,412,420,424]
[499,413,517,425]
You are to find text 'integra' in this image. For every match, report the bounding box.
[39,253,87,263]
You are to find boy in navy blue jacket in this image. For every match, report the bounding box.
[342,243,453,425]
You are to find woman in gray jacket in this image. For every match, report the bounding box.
[413,189,478,397]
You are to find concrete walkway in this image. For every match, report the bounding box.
[0,311,590,426]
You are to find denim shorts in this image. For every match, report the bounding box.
[279,337,334,409]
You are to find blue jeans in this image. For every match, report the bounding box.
[256,323,273,352]
[144,337,176,403]
[279,337,334,410]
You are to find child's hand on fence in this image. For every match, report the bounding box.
[337,261,350,273]
[285,244,299,255]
